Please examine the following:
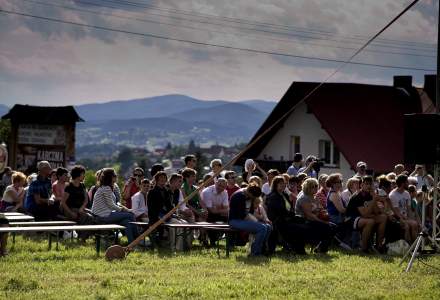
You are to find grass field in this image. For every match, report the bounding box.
[1,236,440,300]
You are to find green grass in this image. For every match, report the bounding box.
[1,236,440,299]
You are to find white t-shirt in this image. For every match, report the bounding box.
[2,185,24,204]
[341,189,353,206]
[131,191,148,218]
[389,188,411,218]
[201,185,228,209]
[261,182,271,195]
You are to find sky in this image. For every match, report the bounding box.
[0,0,438,106]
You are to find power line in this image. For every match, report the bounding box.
[21,0,436,59]
[93,0,437,49]
[0,7,435,72]
[75,0,436,53]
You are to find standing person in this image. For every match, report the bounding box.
[287,153,304,176]
[345,176,387,253]
[298,156,318,179]
[122,167,144,209]
[224,171,240,201]
[24,161,59,221]
[61,165,89,222]
[131,179,150,222]
[52,167,69,203]
[355,161,367,178]
[183,155,197,170]
[1,171,26,212]
[410,165,434,191]
[229,184,271,257]
[91,168,137,243]
[389,175,419,243]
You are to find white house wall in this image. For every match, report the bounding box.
[257,102,355,181]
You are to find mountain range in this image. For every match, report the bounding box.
[0,95,276,149]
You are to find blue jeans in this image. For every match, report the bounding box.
[98,211,137,243]
[229,219,272,255]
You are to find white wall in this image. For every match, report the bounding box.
[257,102,355,182]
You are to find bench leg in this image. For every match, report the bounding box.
[96,235,101,256]
[48,232,52,250]
[56,232,60,251]
[226,232,231,258]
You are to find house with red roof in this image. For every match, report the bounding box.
[235,75,436,180]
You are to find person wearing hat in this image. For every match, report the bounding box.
[24,161,60,221]
[355,161,367,177]
[287,153,304,176]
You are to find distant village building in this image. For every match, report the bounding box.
[1,105,83,174]
[235,75,436,180]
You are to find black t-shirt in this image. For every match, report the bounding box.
[65,183,86,209]
[346,191,372,219]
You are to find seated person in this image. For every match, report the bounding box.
[91,168,138,244]
[52,167,68,203]
[389,175,419,244]
[345,176,387,253]
[61,165,89,222]
[295,178,333,254]
[201,178,229,246]
[24,161,60,221]
[181,168,207,222]
[1,171,26,212]
[131,179,150,222]
[229,183,271,256]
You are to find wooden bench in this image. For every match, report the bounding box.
[8,221,77,244]
[0,224,125,255]
[1,212,25,216]
[163,222,237,257]
[3,215,35,222]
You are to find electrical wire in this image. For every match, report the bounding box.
[0,7,435,72]
[19,0,436,59]
[91,0,437,49]
[89,0,437,50]
[75,0,436,53]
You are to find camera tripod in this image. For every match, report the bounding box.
[399,230,436,272]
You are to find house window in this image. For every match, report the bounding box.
[318,140,340,167]
[289,136,301,160]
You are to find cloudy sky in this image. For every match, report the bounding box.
[0,0,437,106]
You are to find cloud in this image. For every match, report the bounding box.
[0,0,437,107]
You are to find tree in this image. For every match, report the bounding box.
[117,148,134,173]
[0,120,11,144]
[188,139,197,153]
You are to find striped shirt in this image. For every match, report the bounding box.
[91,186,122,217]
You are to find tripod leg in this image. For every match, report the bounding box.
[399,237,419,266]
[405,235,424,272]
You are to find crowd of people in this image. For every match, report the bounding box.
[0,152,439,258]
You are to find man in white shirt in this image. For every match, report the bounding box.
[388,174,419,243]
[201,178,229,246]
[131,179,150,222]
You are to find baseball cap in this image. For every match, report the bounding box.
[356,161,367,168]
[37,161,51,170]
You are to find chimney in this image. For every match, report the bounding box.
[393,75,413,88]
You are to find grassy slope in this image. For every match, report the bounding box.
[0,237,439,300]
